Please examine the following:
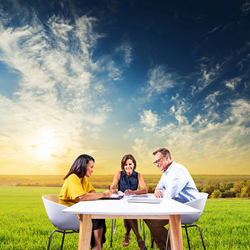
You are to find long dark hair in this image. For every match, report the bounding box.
[64,154,95,180]
[121,154,137,171]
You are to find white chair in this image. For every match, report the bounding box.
[42,195,80,250]
[166,192,208,250]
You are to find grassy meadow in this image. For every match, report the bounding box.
[0,186,249,250]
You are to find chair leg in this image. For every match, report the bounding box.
[114,219,116,234]
[165,230,170,250]
[184,225,191,250]
[110,219,114,247]
[60,231,66,250]
[47,229,78,250]
[194,225,206,250]
[142,220,145,243]
[47,229,59,250]
[182,224,206,250]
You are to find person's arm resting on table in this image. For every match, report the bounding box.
[154,174,165,198]
[110,171,121,194]
[78,190,111,201]
[64,175,111,202]
[124,173,147,195]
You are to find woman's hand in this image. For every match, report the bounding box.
[124,189,134,195]
[103,190,112,198]
[111,189,118,194]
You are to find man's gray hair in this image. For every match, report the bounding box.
[153,148,171,160]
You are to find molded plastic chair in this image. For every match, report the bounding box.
[165,192,208,250]
[42,195,80,250]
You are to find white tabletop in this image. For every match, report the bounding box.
[63,194,200,217]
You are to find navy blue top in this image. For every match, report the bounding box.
[118,171,139,192]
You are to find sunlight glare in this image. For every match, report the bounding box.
[41,130,55,138]
[33,130,57,159]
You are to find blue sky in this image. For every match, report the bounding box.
[0,0,250,175]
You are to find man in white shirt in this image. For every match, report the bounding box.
[144,148,200,250]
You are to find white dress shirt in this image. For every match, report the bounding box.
[156,161,200,203]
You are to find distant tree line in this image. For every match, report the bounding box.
[9,178,250,198]
[197,180,250,198]
[147,180,250,198]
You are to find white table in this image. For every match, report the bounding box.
[63,195,200,250]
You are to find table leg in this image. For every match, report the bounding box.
[78,214,92,250]
[169,215,183,250]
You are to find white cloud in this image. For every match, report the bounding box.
[203,91,220,109]
[224,77,241,90]
[128,127,136,133]
[123,134,128,139]
[207,25,222,34]
[123,127,136,139]
[115,42,133,66]
[171,93,179,101]
[175,114,188,125]
[144,65,175,98]
[130,96,250,173]
[230,99,250,118]
[48,15,73,41]
[107,60,123,80]
[140,109,159,131]
[241,2,250,12]
[170,106,175,114]
[191,114,208,126]
[0,12,116,165]
[194,63,220,94]
[74,15,104,56]
[132,138,151,163]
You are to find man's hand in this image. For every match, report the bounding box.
[103,190,111,197]
[154,188,163,198]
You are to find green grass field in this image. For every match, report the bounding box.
[0,186,249,249]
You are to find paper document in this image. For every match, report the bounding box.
[110,191,124,198]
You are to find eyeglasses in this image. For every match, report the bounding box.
[153,156,165,165]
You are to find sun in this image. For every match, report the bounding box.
[32,130,56,159]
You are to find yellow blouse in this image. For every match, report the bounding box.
[59,174,95,207]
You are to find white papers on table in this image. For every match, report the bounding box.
[110,190,124,198]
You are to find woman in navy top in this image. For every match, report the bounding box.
[110,154,147,250]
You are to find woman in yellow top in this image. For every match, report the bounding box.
[59,154,111,250]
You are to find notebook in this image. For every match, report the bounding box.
[127,196,162,204]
